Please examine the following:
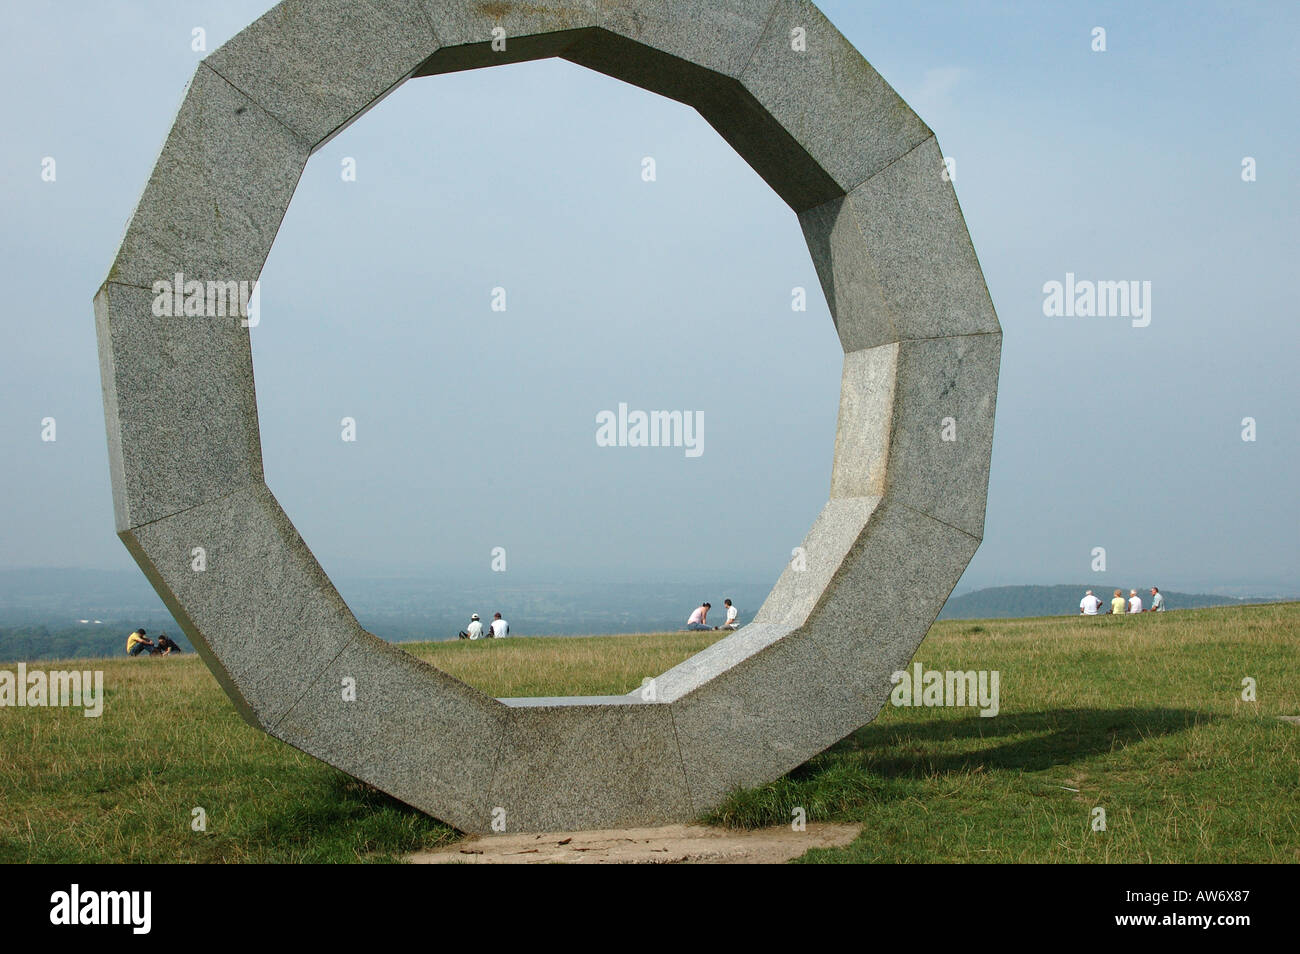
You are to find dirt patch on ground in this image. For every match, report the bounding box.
[410,822,862,864]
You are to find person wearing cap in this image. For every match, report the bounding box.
[1079,590,1102,615]
[489,612,509,639]
[458,614,484,640]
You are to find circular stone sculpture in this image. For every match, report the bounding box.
[95,0,1001,833]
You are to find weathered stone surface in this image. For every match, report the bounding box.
[565,36,842,210]
[487,701,691,831]
[884,333,1001,538]
[737,0,931,195]
[94,282,263,531]
[840,137,1001,341]
[101,0,1001,834]
[274,632,508,832]
[795,500,980,712]
[120,483,362,729]
[107,63,308,292]
[830,344,898,499]
[639,622,794,703]
[752,496,881,627]
[596,0,778,78]
[670,629,863,812]
[414,0,597,75]
[424,0,598,44]
[799,193,895,350]
[205,0,440,149]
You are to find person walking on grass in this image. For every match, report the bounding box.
[1110,590,1126,616]
[686,602,715,631]
[1080,590,1102,615]
[1128,589,1143,614]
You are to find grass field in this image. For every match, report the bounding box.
[1,604,1296,863]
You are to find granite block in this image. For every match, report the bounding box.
[274,632,508,832]
[412,0,597,75]
[638,622,794,703]
[797,499,980,712]
[94,282,263,531]
[798,193,895,350]
[566,36,842,211]
[842,137,1001,341]
[830,343,897,498]
[107,63,308,292]
[120,483,362,729]
[595,0,778,78]
[205,0,440,149]
[885,333,1001,538]
[738,0,931,195]
[486,701,691,831]
[423,0,598,45]
[752,496,881,626]
[669,628,864,812]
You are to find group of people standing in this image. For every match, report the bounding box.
[458,612,510,640]
[685,599,740,631]
[1079,586,1166,615]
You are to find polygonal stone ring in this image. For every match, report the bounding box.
[95,0,1001,832]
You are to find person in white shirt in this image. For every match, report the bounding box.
[1079,590,1102,615]
[459,614,484,640]
[723,599,739,629]
[1149,587,1165,612]
[1128,590,1143,614]
[489,612,509,638]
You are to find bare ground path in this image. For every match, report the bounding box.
[409,822,862,865]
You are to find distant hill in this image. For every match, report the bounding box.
[938,585,1265,620]
[1,569,1293,660]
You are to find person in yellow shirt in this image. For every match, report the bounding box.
[1110,590,1126,616]
[126,629,155,656]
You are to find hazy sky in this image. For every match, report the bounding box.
[1,1,1296,597]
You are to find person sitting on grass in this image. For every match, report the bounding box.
[1149,586,1165,612]
[155,633,182,655]
[1110,590,1126,616]
[1079,589,1102,615]
[1128,589,1143,614]
[722,598,740,629]
[686,603,715,631]
[489,612,509,639]
[126,629,154,656]
[458,614,484,640]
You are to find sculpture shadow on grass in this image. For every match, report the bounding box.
[707,707,1213,828]
[827,706,1213,778]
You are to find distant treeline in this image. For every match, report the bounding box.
[938,585,1260,620]
[2,581,1289,661]
[0,621,190,663]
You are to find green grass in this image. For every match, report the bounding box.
[1,604,1296,862]
[405,630,724,696]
